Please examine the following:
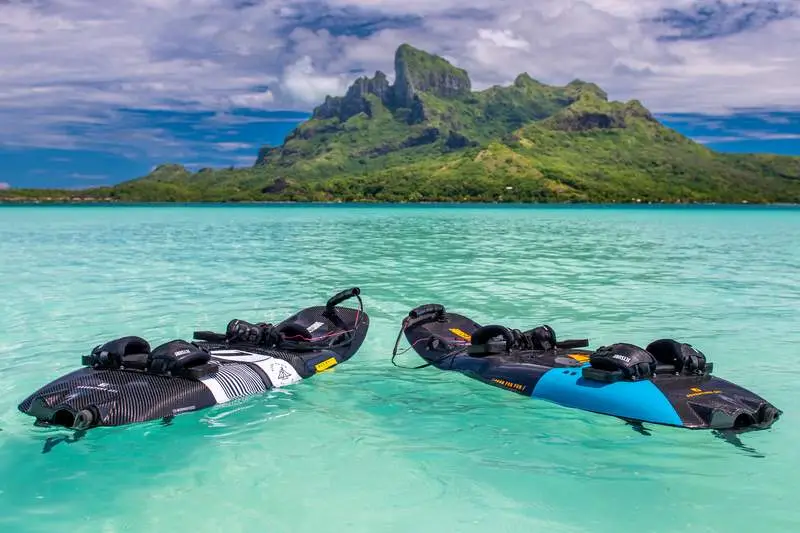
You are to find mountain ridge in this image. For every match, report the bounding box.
[2,43,799,204]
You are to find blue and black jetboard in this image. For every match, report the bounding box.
[19,288,369,430]
[393,304,781,431]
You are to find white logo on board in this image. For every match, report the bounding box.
[307,321,325,333]
[265,361,301,387]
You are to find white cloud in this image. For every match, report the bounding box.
[0,182,10,190]
[0,0,797,152]
[474,29,530,51]
[228,90,275,108]
[215,142,254,151]
[282,55,349,105]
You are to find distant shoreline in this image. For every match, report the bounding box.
[1,199,799,208]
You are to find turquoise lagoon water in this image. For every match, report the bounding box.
[0,204,797,533]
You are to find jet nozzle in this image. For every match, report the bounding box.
[73,408,96,430]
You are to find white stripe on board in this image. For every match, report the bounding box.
[215,365,266,399]
[209,350,270,363]
[199,375,230,403]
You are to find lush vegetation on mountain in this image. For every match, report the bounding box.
[3,43,799,204]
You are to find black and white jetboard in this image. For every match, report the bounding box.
[19,288,369,429]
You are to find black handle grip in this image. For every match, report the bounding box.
[470,325,515,352]
[557,339,590,349]
[408,304,445,320]
[326,287,360,312]
[193,331,227,343]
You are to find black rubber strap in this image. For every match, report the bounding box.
[322,289,365,347]
[557,339,590,349]
[408,304,444,320]
[193,331,227,343]
[470,325,515,352]
[325,287,360,314]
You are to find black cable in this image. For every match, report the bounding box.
[390,316,458,370]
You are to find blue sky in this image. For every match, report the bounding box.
[1,0,798,190]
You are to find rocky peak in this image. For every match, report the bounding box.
[565,79,608,101]
[311,70,391,121]
[542,90,657,132]
[310,44,473,125]
[513,73,543,88]
[345,70,391,102]
[622,99,656,122]
[392,44,471,108]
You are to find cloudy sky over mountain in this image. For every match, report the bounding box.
[1,0,798,188]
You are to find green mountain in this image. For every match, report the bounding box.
[4,43,800,203]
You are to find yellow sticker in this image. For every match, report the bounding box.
[314,357,338,372]
[686,388,721,398]
[491,378,526,392]
[449,328,472,341]
[568,353,590,363]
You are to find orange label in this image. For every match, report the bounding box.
[568,353,590,363]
